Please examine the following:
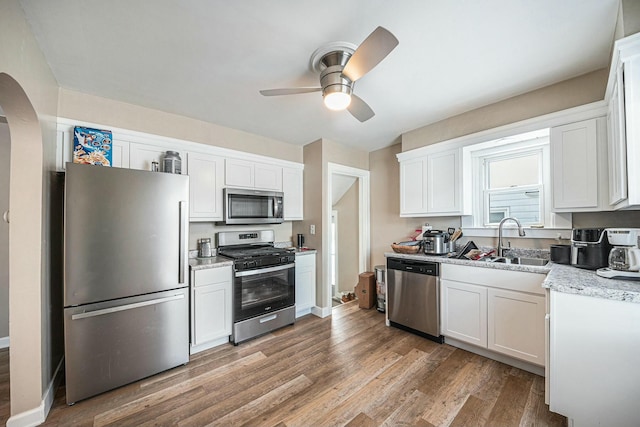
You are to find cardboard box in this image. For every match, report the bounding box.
[357,272,376,309]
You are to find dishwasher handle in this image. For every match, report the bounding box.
[387,258,439,276]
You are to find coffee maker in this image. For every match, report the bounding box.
[596,228,640,280]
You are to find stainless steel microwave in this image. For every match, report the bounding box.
[222,188,284,225]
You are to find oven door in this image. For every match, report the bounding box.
[234,263,295,322]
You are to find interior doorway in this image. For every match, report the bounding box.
[324,163,370,313]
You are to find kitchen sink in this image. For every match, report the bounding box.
[483,256,549,266]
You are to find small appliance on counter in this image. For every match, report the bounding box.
[197,238,212,258]
[297,233,305,248]
[597,228,640,280]
[570,228,612,270]
[423,230,454,255]
[550,244,571,264]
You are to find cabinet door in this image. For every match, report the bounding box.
[551,119,598,210]
[193,283,231,345]
[295,254,316,317]
[111,140,129,168]
[608,76,628,205]
[225,159,254,187]
[441,279,487,347]
[254,163,283,191]
[399,158,426,216]
[487,288,545,365]
[188,152,224,221]
[130,143,187,174]
[426,149,460,214]
[283,167,303,220]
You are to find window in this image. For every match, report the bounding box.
[483,150,543,226]
[467,129,552,229]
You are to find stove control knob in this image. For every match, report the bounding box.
[247,261,257,268]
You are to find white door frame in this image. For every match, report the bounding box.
[331,209,338,296]
[322,162,370,315]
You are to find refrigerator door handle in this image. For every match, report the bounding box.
[70,294,185,320]
[179,200,187,284]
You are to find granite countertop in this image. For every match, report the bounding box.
[543,264,640,303]
[384,251,551,274]
[189,256,234,271]
[385,251,640,304]
[290,248,317,255]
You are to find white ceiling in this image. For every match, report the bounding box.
[19,0,619,152]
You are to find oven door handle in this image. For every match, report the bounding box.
[235,263,295,277]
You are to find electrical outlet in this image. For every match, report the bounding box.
[310,224,316,235]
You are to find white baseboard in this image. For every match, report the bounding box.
[311,306,331,318]
[7,356,64,427]
[444,337,545,376]
[190,336,229,355]
[0,336,9,349]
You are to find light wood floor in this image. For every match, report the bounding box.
[39,301,565,426]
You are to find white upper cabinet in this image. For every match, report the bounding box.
[225,159,283,191]
[399,158,426,215]
[398,147,465,217]
[426,149,461,214]
[187,152,224,221]
[551,117,609,212]
[129,143,188,175]
[283,167,304,220]
[55,127,129,169]
[608,76,628,205]
[606,33,640,209]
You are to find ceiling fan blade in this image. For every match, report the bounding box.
[342,26,399,82]
[259,87,322,96]
[347,94,375,122]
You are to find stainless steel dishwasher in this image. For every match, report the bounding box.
[387,258,443,343]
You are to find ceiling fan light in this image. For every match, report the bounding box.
[324,91,352,111]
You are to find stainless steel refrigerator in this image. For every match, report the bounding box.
[63,162,189,404]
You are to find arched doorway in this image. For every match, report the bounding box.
[0,72,46,424]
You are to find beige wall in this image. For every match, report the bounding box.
[0,123,9,338]
[293,138,370,310]
[0,0,61,418]
[621,0,640,37]
[401,69,608,152]
[369,143,462,268]
[58,89,303,163]
[295,140,324,305]
[334,181,359,293]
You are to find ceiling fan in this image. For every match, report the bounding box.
[259,26,399,122]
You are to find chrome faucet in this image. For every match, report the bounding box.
[497,217,526,257]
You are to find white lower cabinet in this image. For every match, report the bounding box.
[487,288,545,365]
[441,280,487,347]
[550,291,640,426]
[440,264,545,367]
[190,265,232,354]
[295,253,316,317]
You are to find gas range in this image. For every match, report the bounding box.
[218,244,295,271]
[216,229,296,345]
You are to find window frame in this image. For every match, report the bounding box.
[481,147,545,227]
[467,132,552,230]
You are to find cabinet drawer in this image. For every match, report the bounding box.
[441,264,545,295]
[194,266,231,287]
